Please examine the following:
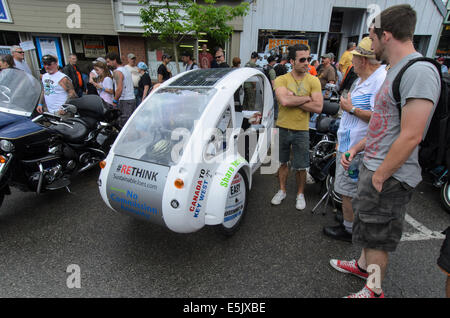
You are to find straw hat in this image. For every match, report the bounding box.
[351,37,376,59]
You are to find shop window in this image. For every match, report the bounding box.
[0,31,20,46]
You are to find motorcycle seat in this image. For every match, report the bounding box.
[67,117,97,130]
[48,121,89,143]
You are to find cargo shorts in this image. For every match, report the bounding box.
[352,165,414,252]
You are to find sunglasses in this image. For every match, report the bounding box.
[15,51,25,54]
[215,55,223,59]
[298,57,312,63]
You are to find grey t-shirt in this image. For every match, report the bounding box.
[363,52,441,188]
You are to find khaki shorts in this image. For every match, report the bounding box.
[334,152,363,198]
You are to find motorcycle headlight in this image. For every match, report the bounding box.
[0,140,15,153]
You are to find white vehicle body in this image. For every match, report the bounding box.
[98,68,274,234]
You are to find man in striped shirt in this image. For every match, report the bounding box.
[323,37,387,242]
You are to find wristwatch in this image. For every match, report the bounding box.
[350,107,356,115]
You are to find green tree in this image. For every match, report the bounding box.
[139,0,249,73]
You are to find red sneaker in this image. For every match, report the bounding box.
[329,259,369,280]
[345,285,385,298]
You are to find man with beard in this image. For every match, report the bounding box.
[271,44,323,211]
[330,4,441,298]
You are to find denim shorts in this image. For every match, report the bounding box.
[352,165,414,252]
[278,127,310,170]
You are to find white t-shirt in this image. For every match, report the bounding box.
[42,71,69,113]
[114,66,135,101]
[337,65,387,153]
[98,77,114,104]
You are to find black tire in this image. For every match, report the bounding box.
[441,181,450,213]
[216,170,249,237]
[325,174,342,210]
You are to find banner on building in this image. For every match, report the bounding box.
[0,0,12,23]
[268,39,309,50]
[84,38,106,58]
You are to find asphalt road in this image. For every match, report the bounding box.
[0,167,449,298]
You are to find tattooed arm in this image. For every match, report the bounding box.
[59,77,78,99]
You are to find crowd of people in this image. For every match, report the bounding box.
[268,4,448,299]
[0,4,448,299]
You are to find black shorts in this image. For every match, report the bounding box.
[438,227,450,276]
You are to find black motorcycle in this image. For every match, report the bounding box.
[309,92,343,212]
[0,68,120,208]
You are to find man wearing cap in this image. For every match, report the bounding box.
[125,53,142,102]
[38,55,77,115]
[318,53,338,90]
[158,54,172,83]
[137,62,153,105]
[323,37,386,243]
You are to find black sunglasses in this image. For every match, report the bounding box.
[215,55,223,59]
[298,57,312,63]
[16,51,25,54]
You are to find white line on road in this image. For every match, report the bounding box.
[401,214,445,242]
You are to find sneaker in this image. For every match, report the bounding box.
[345,285,385,298]
[306,170,315,184]
[329,259,369,280]
[323,224,352,242]
[271,190,286,205]
[296,194,306,210]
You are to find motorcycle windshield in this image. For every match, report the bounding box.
[0,68,42,117]
[114,87,216,167]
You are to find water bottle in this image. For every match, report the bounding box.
[345,152,360,183]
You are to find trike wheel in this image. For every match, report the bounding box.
[217,170,248,237]
[441,181,450,213]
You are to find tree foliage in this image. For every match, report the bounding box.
[139,0,249,72]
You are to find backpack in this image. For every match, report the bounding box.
[393,57,450,168]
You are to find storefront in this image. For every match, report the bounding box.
[0,0,118,78]
[241,0,446,64]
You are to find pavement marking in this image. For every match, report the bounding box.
[401,214,445,242]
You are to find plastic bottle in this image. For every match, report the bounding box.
[345,152,360,183]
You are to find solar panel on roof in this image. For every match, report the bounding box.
[168,69,236,87]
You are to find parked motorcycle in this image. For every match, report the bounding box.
[428,160,450,213]
[309,87,343,211]
[0,68,120,208]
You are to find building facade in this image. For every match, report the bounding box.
[0,0,119,78]
[240,0,446,64]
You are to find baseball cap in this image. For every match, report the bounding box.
[162,54,172,60]
[321,53,334,59]
[95,57,106,64]
[351,37,376,59]
[251,52,259,59]
[137,62,148,71]
[127,53,136,59]
[438,57,445,62]
[42,54,58,65]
